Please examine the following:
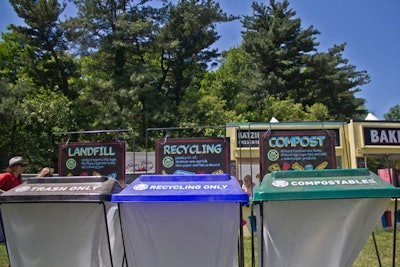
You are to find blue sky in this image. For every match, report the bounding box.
[1,0,399,119]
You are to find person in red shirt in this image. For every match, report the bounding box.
[0,156,27,244]
[0,156,27,192]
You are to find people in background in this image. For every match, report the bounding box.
[0,156,27,244]
[242,174,255,197]
[37,167,54,177]
[0,156,27,192]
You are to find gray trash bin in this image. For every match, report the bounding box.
[112,173,249,267]
[0,176,125,267]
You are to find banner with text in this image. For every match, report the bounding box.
[155,137,230,175]
[59,141,126,185]
[125,152,155,174]
[237,129,341,147]
[363,127,400,146]
[260,130,336,177]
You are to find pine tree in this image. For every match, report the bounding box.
[240,0,369,120]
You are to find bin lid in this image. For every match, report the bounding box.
[0,176,123,202]
[111,174,249,203]
[253,168,400,201]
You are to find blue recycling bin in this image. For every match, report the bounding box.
[112,174,248,267]
[0,176,125,267]
[253,169,400,267]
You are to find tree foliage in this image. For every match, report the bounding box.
[384,104,400,121]
[10,0,79,99]
[0,0,374,170]
[62,0,232,138]
[238,0,369,121]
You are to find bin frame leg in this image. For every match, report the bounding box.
[259,202,264,267]
[101,202,115,267]
[371,231,382,267]
[118,203,128,267]
[392,198,398,267]
[0,205,11,265]
[238,204,244,267]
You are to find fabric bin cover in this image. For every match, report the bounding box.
[253,168,400,267]
[0,176,124,267]
[112,174,248,267]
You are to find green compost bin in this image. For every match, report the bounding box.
[253,168,400,267]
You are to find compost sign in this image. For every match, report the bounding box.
[237,129,341,147]
[59,141,126,185]
[260,130,336,177]
[155,137,230,174]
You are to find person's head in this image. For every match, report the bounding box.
[7,156,28,176]
[38,167,54,177]
[243,174,252,186]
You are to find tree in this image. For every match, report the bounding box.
[64,0,235,146]
[242,0,318,97]
[182,47,261,124]
[384,104,400,121]
[0,0,374,167]
[0,80,33,167]
[301,44,369,120]
[9,0,79,99]
[0,1,83,169]
[0,31,34,84]
[19,88,75,170]
[239,0,369,120]
[0,28,78,170]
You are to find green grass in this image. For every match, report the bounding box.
[0,244,7,267]
[242,230,400,267]
[353,230,400,267]
[0,230,399,267]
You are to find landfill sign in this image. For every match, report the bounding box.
[59,141,126,185]
[260,130,336,177]
[155,137,230,175]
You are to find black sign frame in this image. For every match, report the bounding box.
[155,137,230,175]
[237,129,341,148]
[260,130,336,177]
[58,141,126,185]
[363,127,400,146]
